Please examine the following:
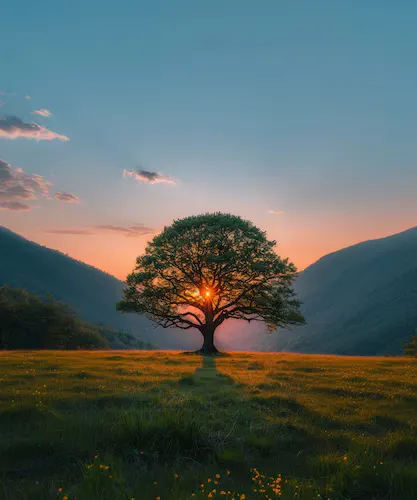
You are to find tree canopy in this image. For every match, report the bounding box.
[118,213,305,353]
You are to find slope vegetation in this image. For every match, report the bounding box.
[0,226,195,349]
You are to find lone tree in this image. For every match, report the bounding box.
[117,213,305,354]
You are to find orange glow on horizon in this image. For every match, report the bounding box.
[7,211,417,283]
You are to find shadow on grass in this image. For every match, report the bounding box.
[178,353,235,389]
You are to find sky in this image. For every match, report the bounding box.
[1,0,417,280]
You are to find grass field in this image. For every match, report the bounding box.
[0,351,416,500]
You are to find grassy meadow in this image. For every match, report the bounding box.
[0,351,416,500]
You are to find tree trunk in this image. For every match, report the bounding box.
[199,325,218,354]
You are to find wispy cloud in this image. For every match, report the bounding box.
[93,223,155,237]
[32,109,52,118]
[0,201,32,211]
[44,223,156,238]
[55,191,80,203]
[45,229,94,235]
[123,168,177,185]
[0,159,52,210]
[268,209,284,215]
[25,95,31,100]
[0,116,69,141]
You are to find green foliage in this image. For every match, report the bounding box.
[0,286,156,350]
[0,226,158,347]
[404,329,417,356]
[0,286,110,349]
[118,213,304,350]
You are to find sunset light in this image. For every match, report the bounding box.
[2,3,417,500]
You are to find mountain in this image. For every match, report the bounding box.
[269,226,417,355]
[0,226,199,350]
[2,225,416,355]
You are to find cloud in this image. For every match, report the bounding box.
[44,223,156,238]
[55,191,80,203]
[0,159,52,210]
[0,160,14,183]
[0,201,32,211]
[0,115,69,141]
[32,109,52,118]
[45,229,94,235]
[93,223,155,237]
[123,168,177,185]
[268,209,284,215]
[25,95,31,100]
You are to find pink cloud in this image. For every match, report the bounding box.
[268,209,284,215]
[0,159,52,210]
[32,109,52,118]
[0,116,69,141]
[123,168,177,185]
[0,201,32,211]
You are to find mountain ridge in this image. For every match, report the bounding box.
[271,225,417,355]
[0,226,200,350]
[2,225,416,355]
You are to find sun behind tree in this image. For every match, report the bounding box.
[117,213,305,354]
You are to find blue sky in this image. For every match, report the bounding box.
[1,0,417,278]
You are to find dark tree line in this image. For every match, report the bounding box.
[0,286,153,350]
